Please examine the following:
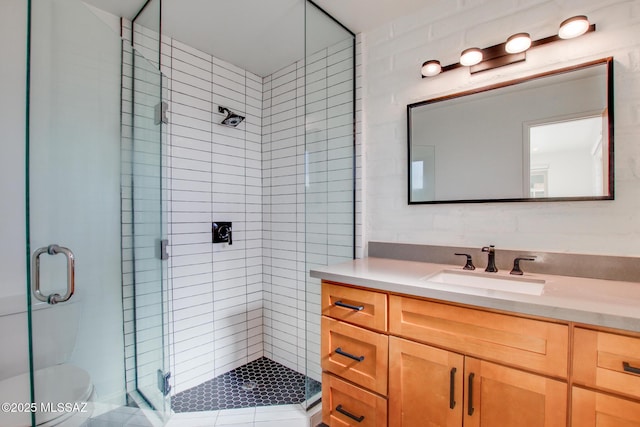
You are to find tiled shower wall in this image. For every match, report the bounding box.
[163,40,264,395]
[262,37,357,382]
[122,20,360,396]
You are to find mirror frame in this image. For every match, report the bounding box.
[407,57,614,205]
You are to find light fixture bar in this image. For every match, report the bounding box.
[469,43,526,74]
[421,19,596,78]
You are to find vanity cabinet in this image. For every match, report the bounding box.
[388,337,568,427]
[388,296,568,427]
[320,280,640,426]
[571,328,640,426]
[388,296,569,378]
[321,282,389,426]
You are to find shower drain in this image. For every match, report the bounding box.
[241,380,257,390]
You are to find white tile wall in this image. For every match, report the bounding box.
[262,37,356,382]
[164,39,264,395]
[122,20,359,401]
[362,0,640,256]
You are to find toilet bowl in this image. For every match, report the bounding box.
[0,364,94,426]
[0,295,94,426]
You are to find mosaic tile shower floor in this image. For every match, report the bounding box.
[171,357,321,413]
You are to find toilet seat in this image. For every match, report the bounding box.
[0,364,93,426]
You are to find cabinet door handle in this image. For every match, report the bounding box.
[449,367,457,409]
[334,300,364,311]
[467,372,475,416]
[335,347,365,362]
[336,404,365,423]
[623,362,640,375]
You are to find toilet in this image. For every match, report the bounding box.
[0,295,94,426]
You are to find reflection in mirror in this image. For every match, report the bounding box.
[408,58,613,204]
[527,115,606,198]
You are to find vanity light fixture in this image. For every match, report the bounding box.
[421,15,595,78]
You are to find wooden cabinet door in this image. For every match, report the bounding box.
[464,358,567,427]
[571,386,640,426]
[388,337,463,427]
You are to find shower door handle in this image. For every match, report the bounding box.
[32,244,75,305]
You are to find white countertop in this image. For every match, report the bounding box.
[310,257,640,333]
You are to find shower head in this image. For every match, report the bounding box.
[218,106,245,127]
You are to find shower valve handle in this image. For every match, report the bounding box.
[212,222,232,245]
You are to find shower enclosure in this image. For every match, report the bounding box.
[24,0,354,424]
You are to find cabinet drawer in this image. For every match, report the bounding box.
[571,386,640,426]
[322,373,387,427]
[322,282,387,331]
[389,295,569,378]
[573,327,640,399]
[322,316,388,395]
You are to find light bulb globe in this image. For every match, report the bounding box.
[421,60,442,77]
[505,33,532,54]
[460,48,483,66]
[559,15,590,39]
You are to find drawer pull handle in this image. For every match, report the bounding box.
[449,367,457,409]
[336,404,365,423]
[335,347,365,362]
[335,300,364,311]
[623,362,640,375]
[468,373,475,416]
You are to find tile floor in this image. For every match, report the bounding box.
[78,402,318,427]
[166,403,318,427]
[77,357,323,427]
[172,358,321,413]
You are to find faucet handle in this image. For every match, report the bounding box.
[510,256,536,275]
[454,253,475,270]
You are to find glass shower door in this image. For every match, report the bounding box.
[125,0,170,414]
[304,0,356,408]
[27,0,168,424]
[128,47,170,412]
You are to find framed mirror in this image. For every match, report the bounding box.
[408,57,613,204]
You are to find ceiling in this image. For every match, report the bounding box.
[83,0,432,77]
[309,0,432,34]
[531,116,603,155]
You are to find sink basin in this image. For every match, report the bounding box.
[421,270,545,296]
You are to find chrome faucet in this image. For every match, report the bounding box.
[482,245,498,272]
